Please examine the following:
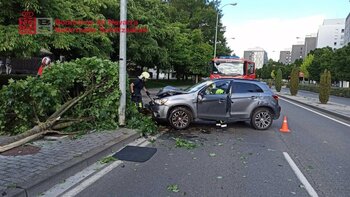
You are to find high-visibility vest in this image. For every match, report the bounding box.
[215,89,224,94]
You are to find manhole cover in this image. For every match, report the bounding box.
[1,144,41,156]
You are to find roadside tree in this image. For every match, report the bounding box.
[319,69,331,104]
[275,68,282,92]
[290,67,299,96]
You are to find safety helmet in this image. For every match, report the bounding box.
[140,72,150,79]
[42,57,51,66]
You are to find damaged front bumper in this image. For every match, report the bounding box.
[145,101,169,121]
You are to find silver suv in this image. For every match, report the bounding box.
[148,79,281,130]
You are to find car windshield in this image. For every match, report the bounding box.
[183,81,212,93]
[213,62,244,76]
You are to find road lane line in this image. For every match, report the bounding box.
[58,138,153,197]
[280,98,350,128]
[283,152,318,197]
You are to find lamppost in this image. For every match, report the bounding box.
[214,3,237,58]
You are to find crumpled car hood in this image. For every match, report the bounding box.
[156,86,187,98]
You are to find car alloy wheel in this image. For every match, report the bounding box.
[251,108,272,130]
[169,107,192,130]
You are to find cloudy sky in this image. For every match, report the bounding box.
[221,0,350,60]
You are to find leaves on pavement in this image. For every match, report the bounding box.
[173,137,197,149]
[167,184,180,193]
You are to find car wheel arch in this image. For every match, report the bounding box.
[250,106,274,118]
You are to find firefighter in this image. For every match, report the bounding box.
[130,72,151,111]
[37,56,51,76]
[207,83,227,127]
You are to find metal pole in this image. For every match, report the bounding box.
[213,12,219,58]
[118,0,127,126]
[213,3,237,58]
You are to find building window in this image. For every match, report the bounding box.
[334,42,337,46]
[341,29,344,33]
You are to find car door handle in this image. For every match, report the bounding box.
[251,96,257,99]
[219,98,225,103]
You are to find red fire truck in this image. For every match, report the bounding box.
[210,56,256,79]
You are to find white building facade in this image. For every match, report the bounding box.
[243,47,268,69]
[344,13,350,46]
[316,18,345,49]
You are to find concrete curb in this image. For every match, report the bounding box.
[5,128,140,197]
[278,94,350,122]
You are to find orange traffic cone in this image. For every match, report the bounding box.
[279,116,290,133]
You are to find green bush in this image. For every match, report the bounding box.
[0,57,157,135]
[319,70,331,104]
[289,67,299,96]
[275,68,282,92]
[298,84,350,98]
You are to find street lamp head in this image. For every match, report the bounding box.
[220,2,237,9]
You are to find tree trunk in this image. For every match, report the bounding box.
[156,67,160,80]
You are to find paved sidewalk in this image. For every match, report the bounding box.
[0,128,139,197]
[275,88,350,121]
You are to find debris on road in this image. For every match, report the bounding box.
[173,137,197,149]
[167,184,180,193]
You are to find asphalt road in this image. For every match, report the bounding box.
[71,98,350,197]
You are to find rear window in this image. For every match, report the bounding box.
[232,82,263,93]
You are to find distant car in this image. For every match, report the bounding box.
[147,79,281,130]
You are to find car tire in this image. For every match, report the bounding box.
[168,107,192,130]
[251,108,273,130]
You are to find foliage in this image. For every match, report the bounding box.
[99,156,117,164]
[0,57,117,134]
[167,184,180,193]
[275,68,282,92]
[297,84,350,98]
[289,67,299,96]
[300,54,314,79]
[0,57,157,135]
[1,0,232,79]
[0,0,117,58]
[308,47,333,82]
[319,69,331,104]
[258,60,292,80]
[332,43,350,81]
[126,112,158,135]
[270,70,275,79]
[173,137,197,149]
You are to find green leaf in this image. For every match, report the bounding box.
[167,184,180,193]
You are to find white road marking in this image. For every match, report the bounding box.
[283,152,318,197]
[42,135,156,197]
[280,98,350,128]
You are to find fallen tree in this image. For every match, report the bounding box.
[0,57,157,152]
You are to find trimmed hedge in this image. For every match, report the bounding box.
[297,84,350,98]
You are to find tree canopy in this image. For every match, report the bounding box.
[0,0,232,79]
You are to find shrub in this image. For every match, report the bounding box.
[319,69,331,104]
[297,84,350,98]
[275,68,282,92]
[289,67,299,96]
